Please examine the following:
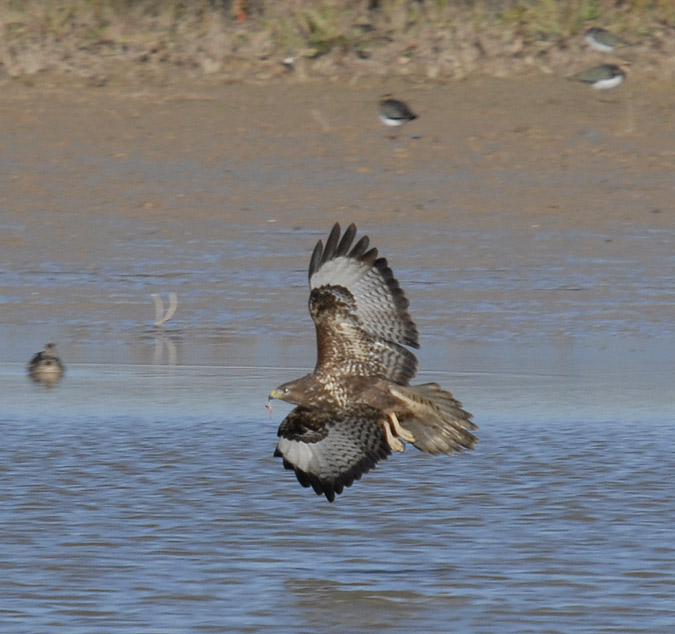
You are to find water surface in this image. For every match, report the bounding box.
[2,350,674,633]
[2,80,674,633]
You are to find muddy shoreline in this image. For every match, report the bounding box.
[1,76,673,367]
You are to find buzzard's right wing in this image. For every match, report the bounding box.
[275,405,391,502]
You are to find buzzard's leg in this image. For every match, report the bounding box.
[389,412,415,443]
[382,419,405,452]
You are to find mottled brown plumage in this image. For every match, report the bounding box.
[270,223,477,501]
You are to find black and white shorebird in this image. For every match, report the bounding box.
[569,64,626,90]
[584,27,626,53]
[28,343,65,385]
[378,94,418,137]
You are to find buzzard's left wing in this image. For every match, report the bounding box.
[275,405,391,502]
[308,223,419,385]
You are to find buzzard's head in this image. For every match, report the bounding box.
[269,375,318,406]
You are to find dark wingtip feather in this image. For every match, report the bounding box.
[308,239,324,280]
[296,467,337,502]
[297,451,391,503]
[337,223,357,257]
[320,223,342,266]
[361,247,379,265]
[348,235,370,259]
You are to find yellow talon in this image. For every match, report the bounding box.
[383,419,405,452]
[389,412,415,443]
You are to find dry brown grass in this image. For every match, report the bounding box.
[1,1,673,83]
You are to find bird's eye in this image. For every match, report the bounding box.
[283,387,290,394]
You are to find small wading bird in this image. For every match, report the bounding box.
[28,343,65,385]
[584,27,626,53]
[569,64,626,90]
[378,94,418,137]
[268,223,477,501]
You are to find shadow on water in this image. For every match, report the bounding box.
[286,578,437,632]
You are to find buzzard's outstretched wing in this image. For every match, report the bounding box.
[308,223,419,385]
[270,222,477,501]
[275,405,391,502]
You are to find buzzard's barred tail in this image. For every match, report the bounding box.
[390,383,478,456]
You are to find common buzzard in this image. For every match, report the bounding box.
[269,223,477,501]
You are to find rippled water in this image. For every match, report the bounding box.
[2,354,674,633]
[2,225,674,632]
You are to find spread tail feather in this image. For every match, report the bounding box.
[390,383,477,456]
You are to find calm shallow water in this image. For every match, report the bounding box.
[2,357,674,633]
